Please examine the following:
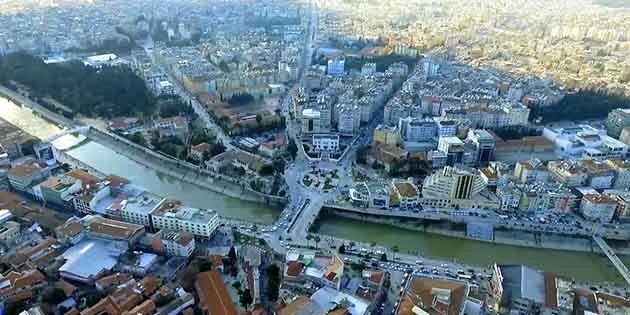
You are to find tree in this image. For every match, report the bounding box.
[380,253,388,261]
[228,246,237,264]
[306,234,313,247]
[392,245,399,261]
[338,244,346,254]
[313,235,321,249]
[287,138,298,159]
[259,164,275,176]
[239,289,253,309]
[272,158,286,174]
[255,114,263,125]
[198,259,213,272]
[232,281,242,291]
[266,264,281,302]
[127,132,147,146]
[42,287,67,305]
[356,145,368,164]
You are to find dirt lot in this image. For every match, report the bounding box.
[0,191,70,230]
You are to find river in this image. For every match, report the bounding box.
[1,96,628,284]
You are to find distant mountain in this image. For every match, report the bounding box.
[596,0,630,8]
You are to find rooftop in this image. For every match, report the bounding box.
[59,238,124,281]
[397,277,468,315]
[195,271,238,315]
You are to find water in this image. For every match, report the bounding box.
[315,213,630,285]
[2,96,628,284]
[0,97,280,224]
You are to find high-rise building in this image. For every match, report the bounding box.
[422,166,486,200]
[438,137,465,166]
[327,57,345,76]
[399,117,437,142]
[467,129,496,165]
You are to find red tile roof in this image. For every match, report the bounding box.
[195,271,238,315]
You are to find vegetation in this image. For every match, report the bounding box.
[158,96,195,118]
[266,264,281,302]
[0,52,155,118]
[42,287,67,305]
[356,145,368,164]
[126,132,147,146]
[531,89,630,123]
[227,93,255,106]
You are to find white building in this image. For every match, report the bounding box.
[151,199,220,239]
[399,117,437,142]
[312,134,340,152]
[153,230,195,257]
[543,125,628,158]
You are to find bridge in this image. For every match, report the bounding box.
[44,126,90,143]
[593,236,630,285]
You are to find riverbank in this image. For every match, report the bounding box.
[320,206,630,255]
[0,84,287,208]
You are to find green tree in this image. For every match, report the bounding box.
[306,234,313,247]
[313,235,321,249]
[356,145,368,164]
[266,264,281,302]
[338,244,346,254]
[127,132,147,146]
[380,253,388,261]
[42,287,67,305]
[255,114,263,125]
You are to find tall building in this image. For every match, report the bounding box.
[422,166,486,200]
[438,137,465,166]
[327,57,345,76]
[607,108,630,138]
[467,129,496,165]
[151,199,220,239]
[302,108,322,133]
[399,117,437,142]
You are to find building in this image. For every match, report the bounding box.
[467,129,496,165]
[423,166,486,200]
[543,125,627,158]
[151,230,195,257]
[0,221,20,243]
[607,108,630,138]
[8,162,51,195]
[195,271,238,315]
[580,194,617,223]
[284,250,345,290]
[327,57,345,76]
[189,143,209,161]
[59,238,126,283]
[155,116,189,141]
[302,108,323,133]
[310,286,369,315]
[390,179,420,209]
[422,166,498,210]
[547,161,588,187]
[312,134,340,152]
[438,137,465,166]
[606,159,630,189]
[514,159,550,184]
[499,265,559,315]
[396,276,468,315]
[37,174,83,209]
[399,117,437,142]
[0,269,47,303]
[373,124,401,147]
[151,199,219,239]
[517,182,578,213]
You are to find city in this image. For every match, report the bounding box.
[0,1,629,315]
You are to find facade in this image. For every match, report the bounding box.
[38,175,83,209]
[151,230,195,257]
[373,124,401,147]
[302,108,322,133]
[606,108,630,138]
[467,129,496,165]
[422,166,486,200]
[438,137,465,166]
[390,180,420,209]
[312,134,340,152]
[151,199,220,239]
[580,194,617,223]
[7,163,51,194]
[514,159,550,184]
[399,117,437,142]
[327,57,345,76]
[0,221,20,243]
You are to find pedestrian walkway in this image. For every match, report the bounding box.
[593,236,630,285]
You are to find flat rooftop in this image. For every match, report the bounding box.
[0,117,36,151]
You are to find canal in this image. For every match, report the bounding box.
[315,213,630,285]
[0,97,281,224]
[2,96,628,284]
